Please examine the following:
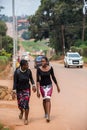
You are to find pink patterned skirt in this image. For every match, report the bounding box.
[40,84,53,100]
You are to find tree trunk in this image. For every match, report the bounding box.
[0,35,2,50]
[61,25,65,55]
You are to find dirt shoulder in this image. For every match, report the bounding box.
[0,62,13,80]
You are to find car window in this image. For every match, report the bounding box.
[68,53,80,58]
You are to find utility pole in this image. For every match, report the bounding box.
[82,0,87,41]
[83,0,87,15]
[12,0,16,72]
[15,16,18,56]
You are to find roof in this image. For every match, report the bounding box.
[17,19,29,23]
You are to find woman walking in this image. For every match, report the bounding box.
[12,59,36,125]
[36,56,60,122]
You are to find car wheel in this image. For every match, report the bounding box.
[64,63,66,68]
[80,65,83,68]
[67,65,70,68]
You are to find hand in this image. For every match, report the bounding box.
[37,91,40,98]
[12,92,16,100]
[56,84,60,93]
[32,86,36,93]
[57,87,60,93]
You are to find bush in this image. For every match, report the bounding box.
[0,49,11,60]
[0,123,10,130]
[0,56,9,72]
[83,57,87,63]
[74,40,83,47]
[0,56,9,64]
[21,31,30,40]
[75,39,87,47]
[49,54,61,61]
[81,45,87,57]
[70,46,83,55]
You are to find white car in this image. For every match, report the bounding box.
[21,52,30,61]
[64,52,84,68]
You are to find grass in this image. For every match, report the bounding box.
[0,123,10,130]
[21,39,50,53]
[0,56,9,72]
[83,57,87,63]
[0,56,8,62]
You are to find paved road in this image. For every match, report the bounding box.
[0,60,87,130]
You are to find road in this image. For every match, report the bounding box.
[0,60,87,130]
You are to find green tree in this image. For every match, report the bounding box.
[0,6,13,57]
[0,20,13,54]
[2,36,13,53]
[0,21,7,36]
[22,31,30,40]
[29,0,84,54]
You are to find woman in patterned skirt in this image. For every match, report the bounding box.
[36,56,60,122]
[12,59,36,125]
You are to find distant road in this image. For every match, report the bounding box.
[6,22,13,37]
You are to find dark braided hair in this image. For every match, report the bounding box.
[20,59,28,67]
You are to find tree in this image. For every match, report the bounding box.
[29,0,84,54]
[0,21,7,50]
[0,7,13,55]
[2,36,13,53]
[21,31,30,40]
[0,6,4,21]
[0,21,7,36]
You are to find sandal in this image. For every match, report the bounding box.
[46,116,50,123]
[24,120,28,125]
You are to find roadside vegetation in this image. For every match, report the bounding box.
[28,0,87,62]
[0,123,10,130]
[70,40,87,63]
[0,15,13,72]
[21,39,87,63]
[21,39,51,55]
[0,46,12,73]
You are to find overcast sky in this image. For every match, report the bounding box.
[0,0,41,16]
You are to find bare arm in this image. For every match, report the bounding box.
[50,67,60,93]
[36,69,40,97]
[29,69,36,92]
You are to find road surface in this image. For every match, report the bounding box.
[0,60,87,130]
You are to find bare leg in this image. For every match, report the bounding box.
[25,109,29,120]
[46,99,51,122]
[24,109,29,125]
[20,108,23,114]
[19,108,23,119]
[43,99,47,117]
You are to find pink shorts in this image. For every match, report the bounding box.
[40,84,53,100]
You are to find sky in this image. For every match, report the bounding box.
[0,0,41,16]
